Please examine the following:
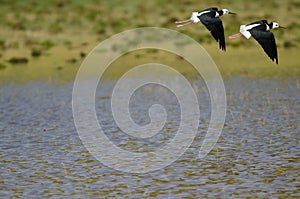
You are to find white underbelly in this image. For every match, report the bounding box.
[240,23,261,39]
[190,10,211,23]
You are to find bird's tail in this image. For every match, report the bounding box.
[229,32,242,39]
[175,19,192,28]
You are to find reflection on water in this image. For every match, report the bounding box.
[0,77,299,198]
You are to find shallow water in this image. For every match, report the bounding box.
[0,76,299,198]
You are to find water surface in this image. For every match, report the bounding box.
[0,77,299,198]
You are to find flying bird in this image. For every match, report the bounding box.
[175,7,236,51]
[229,20,286,64]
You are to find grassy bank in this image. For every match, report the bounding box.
[0,0,299,83]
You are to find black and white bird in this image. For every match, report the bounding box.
[175,7,236,51]
[229,20,286,64]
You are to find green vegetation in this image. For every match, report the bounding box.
[0,63,6,70]
[8,57,28,64]
[0,0,299,83]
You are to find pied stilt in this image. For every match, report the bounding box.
[229,20,286,64]
[175,7,236,51]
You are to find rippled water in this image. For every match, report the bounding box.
[1,77,299,198]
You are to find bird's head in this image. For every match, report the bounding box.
[270,22,286,29]
[222,9,236,15]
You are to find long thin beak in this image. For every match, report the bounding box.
[279,26,286,29]
[229,12,237,15]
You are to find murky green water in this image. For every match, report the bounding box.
[1,77,299,198]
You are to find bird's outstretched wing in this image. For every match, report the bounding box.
[199,15,226,51]
[248,20,268,26]
[250,29,278,64]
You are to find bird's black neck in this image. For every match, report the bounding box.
[217,10,224,16]
[268,22,273,29]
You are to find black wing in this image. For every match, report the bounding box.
[199,14,226,51]
[248,20,268,26]
[250,29,278,64]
